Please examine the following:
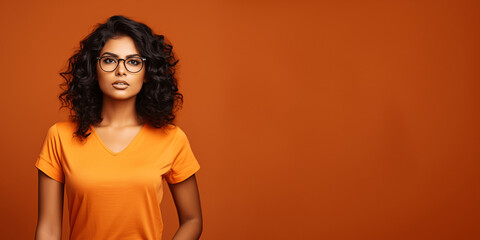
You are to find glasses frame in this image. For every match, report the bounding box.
[96,56,147,73]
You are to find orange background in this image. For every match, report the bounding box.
[1,0,479,239]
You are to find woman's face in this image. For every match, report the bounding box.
[96,35,146,101]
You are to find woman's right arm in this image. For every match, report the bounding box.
[35,170,64,240]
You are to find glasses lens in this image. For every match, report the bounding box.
[100,57,118,72]
[125,57,143,73]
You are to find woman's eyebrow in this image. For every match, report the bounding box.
[101,52,141,58]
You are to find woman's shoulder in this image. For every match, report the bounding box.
[53,120,77,132]
[39,120,78,144]
[42,120,79,141]
[145,123,186,138]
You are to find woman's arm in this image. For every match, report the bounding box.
[35,170,64,240]
[168,174,203,240]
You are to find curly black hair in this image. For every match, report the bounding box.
[59,15,182,141]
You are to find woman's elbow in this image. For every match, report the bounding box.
[35,225,62,240]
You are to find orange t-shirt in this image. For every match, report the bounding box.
[35,120,200,240]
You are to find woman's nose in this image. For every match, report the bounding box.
[116,59,127,75]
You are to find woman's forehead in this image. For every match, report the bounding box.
[100,35,140,57]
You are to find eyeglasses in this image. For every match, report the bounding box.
[96,56,147,73]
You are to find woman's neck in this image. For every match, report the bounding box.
[97,96,143,127]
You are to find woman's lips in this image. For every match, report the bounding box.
[112,83,129,90]
[112,79,129,90]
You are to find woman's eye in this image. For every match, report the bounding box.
[128,59,140,65]
[103,58,116,64]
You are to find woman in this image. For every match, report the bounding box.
[35,15,202,240]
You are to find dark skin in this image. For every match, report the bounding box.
[35,36,202,239]
[36,171,64,239]
[169,175,203,239]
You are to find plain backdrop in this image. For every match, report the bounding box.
[0,0,479,239]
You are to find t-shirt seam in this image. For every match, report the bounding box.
[169,126,181,174]
[168,163,200,184]
[37,155,64,181]
[167,126,183,183]
[53,123,66,169]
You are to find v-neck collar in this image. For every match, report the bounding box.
[90,123,147,156]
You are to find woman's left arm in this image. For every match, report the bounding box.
[168,174,203,240]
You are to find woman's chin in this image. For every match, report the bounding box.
[102,93,138,102]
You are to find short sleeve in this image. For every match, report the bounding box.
[35,124,65,183]
[164,127,200,184]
